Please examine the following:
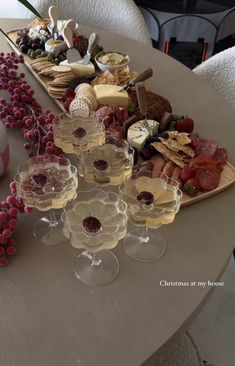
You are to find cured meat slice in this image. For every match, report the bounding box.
[190,155,221,171]
[194,138,218,158]
[160,161,175,178]
[195,165,221,191]
[96,106,113,119]
[214,148,228,167]
[152,158,166,178]
[171,166,181,181]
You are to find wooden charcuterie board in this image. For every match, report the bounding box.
[181,162,235,207]
[5,29,235,207]
[6,29,66,112]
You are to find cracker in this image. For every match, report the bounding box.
[159,137,195,157]
[151,142,186,168]
[176,133,192,145]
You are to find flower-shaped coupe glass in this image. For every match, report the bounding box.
[77,139,134,186]
[15,154,78,245]
[62,188,128,286]
[120,170,182,262]
[53,113,105,154]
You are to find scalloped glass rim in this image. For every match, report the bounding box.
[61,188,128,240]
[119,170,183,227]
[15,154,78,200]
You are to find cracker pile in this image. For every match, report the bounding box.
[69,83,97,116]
[91,66,138,87]
[30,59,75,99]
[152,132,195,168]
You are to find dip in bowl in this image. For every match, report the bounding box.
[95,51,130,72]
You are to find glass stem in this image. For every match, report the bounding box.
[140,226,150,244]
[49,209,59,228]
[90,252,102,267]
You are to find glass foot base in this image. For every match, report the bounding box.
[74,250,119,286]
[33,216,67,245]
[123,228,166,262]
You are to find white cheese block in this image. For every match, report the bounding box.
[127,119,159,150]
[93,85,129,107]
[45,39,67,57]
[60,60,95,77]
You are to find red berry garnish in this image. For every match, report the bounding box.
[137,191,154,205]
[73,127,86,138]
[83,216,102,233]
[93,159,109,171]
[32,173,47,186]
[7,246,17,256]
[0,256,9,267]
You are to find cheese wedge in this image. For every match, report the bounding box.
[60,60,95,77]
[93,85,129,107]
[127,119,159,150]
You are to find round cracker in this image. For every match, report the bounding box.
[69,98,90,117]
[75,83,96,97]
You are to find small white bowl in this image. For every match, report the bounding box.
[95,51,130,72]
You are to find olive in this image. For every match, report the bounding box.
[30,51,36,59]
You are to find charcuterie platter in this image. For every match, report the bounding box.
[3,19,235,208]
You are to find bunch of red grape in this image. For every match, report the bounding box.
[0,51,64,267]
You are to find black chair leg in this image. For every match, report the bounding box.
[233,248,235,260]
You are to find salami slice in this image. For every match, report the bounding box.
[214,148,228,167]
[195,165,221,191]
[194,138,218,158]
[190,155,221,171]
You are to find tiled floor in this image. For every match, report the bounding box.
[189,256,235,366]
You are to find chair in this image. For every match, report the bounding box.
[193,46,235,116]
[158,331,203,366]
[22,0,152,45]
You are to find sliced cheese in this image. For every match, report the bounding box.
[93,85,129,108]
[127,119,159,150]
[60,60,95,77]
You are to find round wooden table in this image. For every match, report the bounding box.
[1,19,235,366]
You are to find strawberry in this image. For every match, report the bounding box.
[176,118,194,133]
[62,87,75,102]
[63,97,74,111]
[179,167,195,182]
[183,177,201,195]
